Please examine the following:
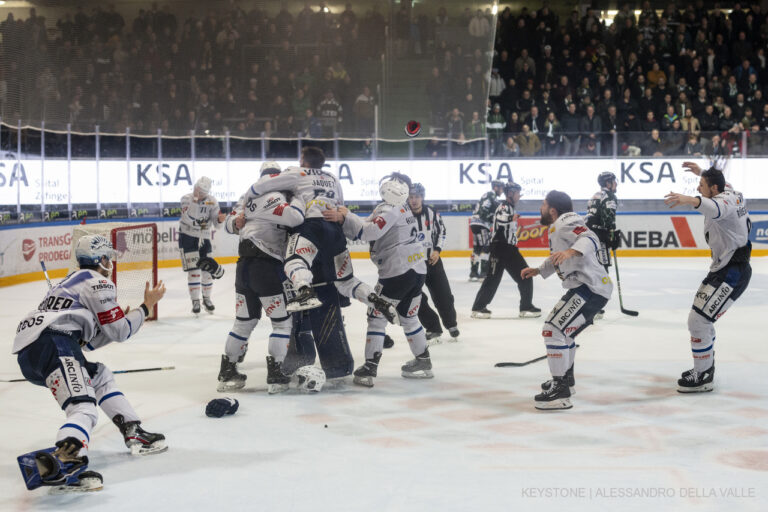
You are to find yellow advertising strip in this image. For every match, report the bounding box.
[2,250,767,287]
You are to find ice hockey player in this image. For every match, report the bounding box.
[13,235,167,492]
[664,164,751,393]
[586,171,620,319]
[469,180,505,280]
[322,173,433,387]
[179,176,227,314]
[521,191,613,410]
[407,182,459,343]
[471,182,541,319]
[243,146,396,321]
[218,162,307,394]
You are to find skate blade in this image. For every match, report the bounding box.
[267,383,289,394]
[205,309,215,315]
[286,298,322,313]
[535,398,573,410]
[217,380,246,392]
[427,337,443,347]
[447,336,459,343]
[130,442,168,456]
[401,369,434,379]
[594,313,604,320]
[353,376,374,387]
[519,311,542,318]
[677,384,714,393]
[471,312,491,319]
[49,477,103,494]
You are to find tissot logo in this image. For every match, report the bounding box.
[22,239,36,261]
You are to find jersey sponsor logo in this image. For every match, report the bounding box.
[43,296,74,311]
[407,252,425,263]
[91,282,115,291]
[336,257,350,278]
[690,337,702,343]
[61,357,85,393]
[572,226,587,235]
[97,306,125,325]
[264,297,282,317]
[555,295,584,328]
[564,326,578,336]
[295,246,315,256]
[272,203,286,216]
[704,283,732,316]
[373,216,387,229]
[407,303,420,317]
[547,352,563,358]
[16,314,45,333]
[542,330,552,337]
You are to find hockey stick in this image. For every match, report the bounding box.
[612,249,639,316]
[495,344,579,367]
[40,261,52,289]
[1,366,175,383]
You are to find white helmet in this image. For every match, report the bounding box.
[75,234,116,269]
[194,176,212,195]
[260,161,281,176]
[379,173,411,206]
[295,366,326,393]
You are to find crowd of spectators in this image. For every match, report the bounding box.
[0,1,387,145]
[429,1,768,157]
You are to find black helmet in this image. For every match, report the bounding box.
[491,180,505,189]
[598,171,617,188]
[410,182,425,197]
[504,181,522,196]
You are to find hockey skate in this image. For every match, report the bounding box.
[594,309,605,320]
[471,308,491,319]
[383,335,395,349]
[534,377,573,410]
[541,365,575,395]
[401,349,433,379]
[266,356,291,394]
[368,293,399,325]
[113,414,167,456]
[203,297,215,313]
[426,331,442,346]
[286,286,322,313]
[217,355,247,392]
[353,352,382,387]
[192,299,201,314]
[447,326,460,343]
[18,437,103,493]
[677,364,715,393]
[519,305,542,318]
[469,263,480,282]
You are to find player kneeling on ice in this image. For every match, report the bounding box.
[179,176,227,314]
[218,162,308,394]
[664,164,752,393]
[521,191,613,410]
[13,235,167,493]
[322,173,433,387]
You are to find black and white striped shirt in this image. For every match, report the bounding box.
[412,205,446,259]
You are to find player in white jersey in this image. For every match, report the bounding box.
[521,191,613,410]
[217,162,307,393]
[664,164,752,393]
[322,173,433,387]
[243,146,396,322]
[179,176,226,314]
[13,235,166,492]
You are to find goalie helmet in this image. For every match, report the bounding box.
[75,234,116,267]
[379,172,411,206]
[597,171,617,188]
[195,176,212,195]
[295,366,326,393]
[259,161,281,176]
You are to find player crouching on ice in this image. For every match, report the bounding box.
[322,173,433,387]
[13,235,167,493]
[664,164,752,393]
[521,191,613,410]
[179,176,227,314]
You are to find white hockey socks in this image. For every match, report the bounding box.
[688,310,716,372]
[267,318,292,363]
[225,318,259,362]
[188,270,201,300]
[543,326,571,377]
[57,402,98,457]
[201,271,213,299]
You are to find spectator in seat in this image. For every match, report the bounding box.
[514,124,541,156]
[502,136,520,157]
[681,108,701,137]
[579,105,602,155]
[507,111,523,135]
[642,110,660,131]
[487,103,506,156]
[642,128,664,156]
[425,138,446,158]
[542,111,562,156]
[661,105,680,131]
[560,102,581,156]
[700,104,719,132]
[684,133,704,156]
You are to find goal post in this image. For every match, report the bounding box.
[68,222,159,320]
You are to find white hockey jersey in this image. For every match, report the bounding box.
[695,189,751,271]
[13,269,147,354]
[342,203,427,279]
[179,192,221,239]
[538,212,614,300]
[245,166,344,219]
[225,190,306,261]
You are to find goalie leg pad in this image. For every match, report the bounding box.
[88,362,140,424]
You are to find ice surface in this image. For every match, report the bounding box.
[1,257,767,511]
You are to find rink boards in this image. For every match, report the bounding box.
[1,212,766,287]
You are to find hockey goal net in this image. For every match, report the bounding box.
[67,222,158,320]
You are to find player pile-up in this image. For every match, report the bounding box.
[11,149,752,493]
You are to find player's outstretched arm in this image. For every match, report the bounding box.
[143,280,166,312]
[247,168,299,198]
[682,161,703,176]
[664,191,701,209]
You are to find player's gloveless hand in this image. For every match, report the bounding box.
[428,251,440,265]
[521,267,539,279]
[143,280,166,310]
[235,213,246,229]
[682,162,702,176]
[551,249,579,265]
[218,212,227,223]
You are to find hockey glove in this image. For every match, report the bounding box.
[609,230,621,251]
[205,398,239,418]
[198,257,225,279]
